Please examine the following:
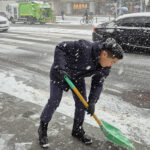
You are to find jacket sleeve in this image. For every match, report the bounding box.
[53,41,74,70]
[88,68,110,103]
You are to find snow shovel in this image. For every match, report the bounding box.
[64,75,135,150]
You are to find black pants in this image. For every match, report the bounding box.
[40,79,87,124]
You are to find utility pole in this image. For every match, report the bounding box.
[119,0,122,8]
[0,0,3,11]
[145,0,149,11]
[140,0,143,12]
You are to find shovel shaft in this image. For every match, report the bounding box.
[64,75,102,126]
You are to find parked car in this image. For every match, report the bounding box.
[0,16,10,32]
[92,12,150,53]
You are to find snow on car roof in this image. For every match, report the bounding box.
[116,12,150,21]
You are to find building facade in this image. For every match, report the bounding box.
[0,0,16,11]
[51,0,149,16]
[51,0,97,16]
[0,0,149,15]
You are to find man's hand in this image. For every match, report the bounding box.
[87,102,95,116]
[59,69,71,80]
[54,67,71,81]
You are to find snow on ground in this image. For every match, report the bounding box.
[0,71,150,146]
[0,134,14,150]
[9,26,92,36]
[15,142,32,150]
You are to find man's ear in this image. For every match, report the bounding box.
[101,51,108,57]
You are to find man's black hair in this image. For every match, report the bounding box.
[101,38,124,59]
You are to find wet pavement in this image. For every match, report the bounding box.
[0,92,149,150]
[104,88,150,109]
[122,91,150,109]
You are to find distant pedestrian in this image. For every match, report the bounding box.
[38,38,124,148]
[61,10,64,20]
[84,9,88,23]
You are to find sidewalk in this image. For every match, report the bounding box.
[0,92,149,150]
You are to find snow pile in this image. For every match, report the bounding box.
[0,71,150,146]
[0,72,48,106]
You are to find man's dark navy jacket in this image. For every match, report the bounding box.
[50,40,111,102]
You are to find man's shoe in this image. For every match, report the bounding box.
[38,121,49,148]
[72,131,93,145]
[72,119,92,145]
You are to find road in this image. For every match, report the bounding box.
[0,24,150,150]
[1,24,150,108]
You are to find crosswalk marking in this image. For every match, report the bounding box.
[0,39,54,51]
[15,35,50,41]
[0,43,18,49]
[9,30,91,40]
[1,33,51,41]
[0,28,91,48]
[0,33,20,36]
[0,38,36,45]
[0,134,14,149]
[0,45,34,54]
[1,30,91,45]
[9,27,91,35]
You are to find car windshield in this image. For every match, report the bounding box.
[116,17,150,27]
[106,20,115,28]
[0,12,6,17]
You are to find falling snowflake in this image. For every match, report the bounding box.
[63,43,67,47]
[75,53,79,56]
[86,66,91,70]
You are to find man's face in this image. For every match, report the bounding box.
[99,51,119,67]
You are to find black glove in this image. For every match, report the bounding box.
[87,101,96,116]
[54,67,71,81]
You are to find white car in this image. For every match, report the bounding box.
[0,16,9,32]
